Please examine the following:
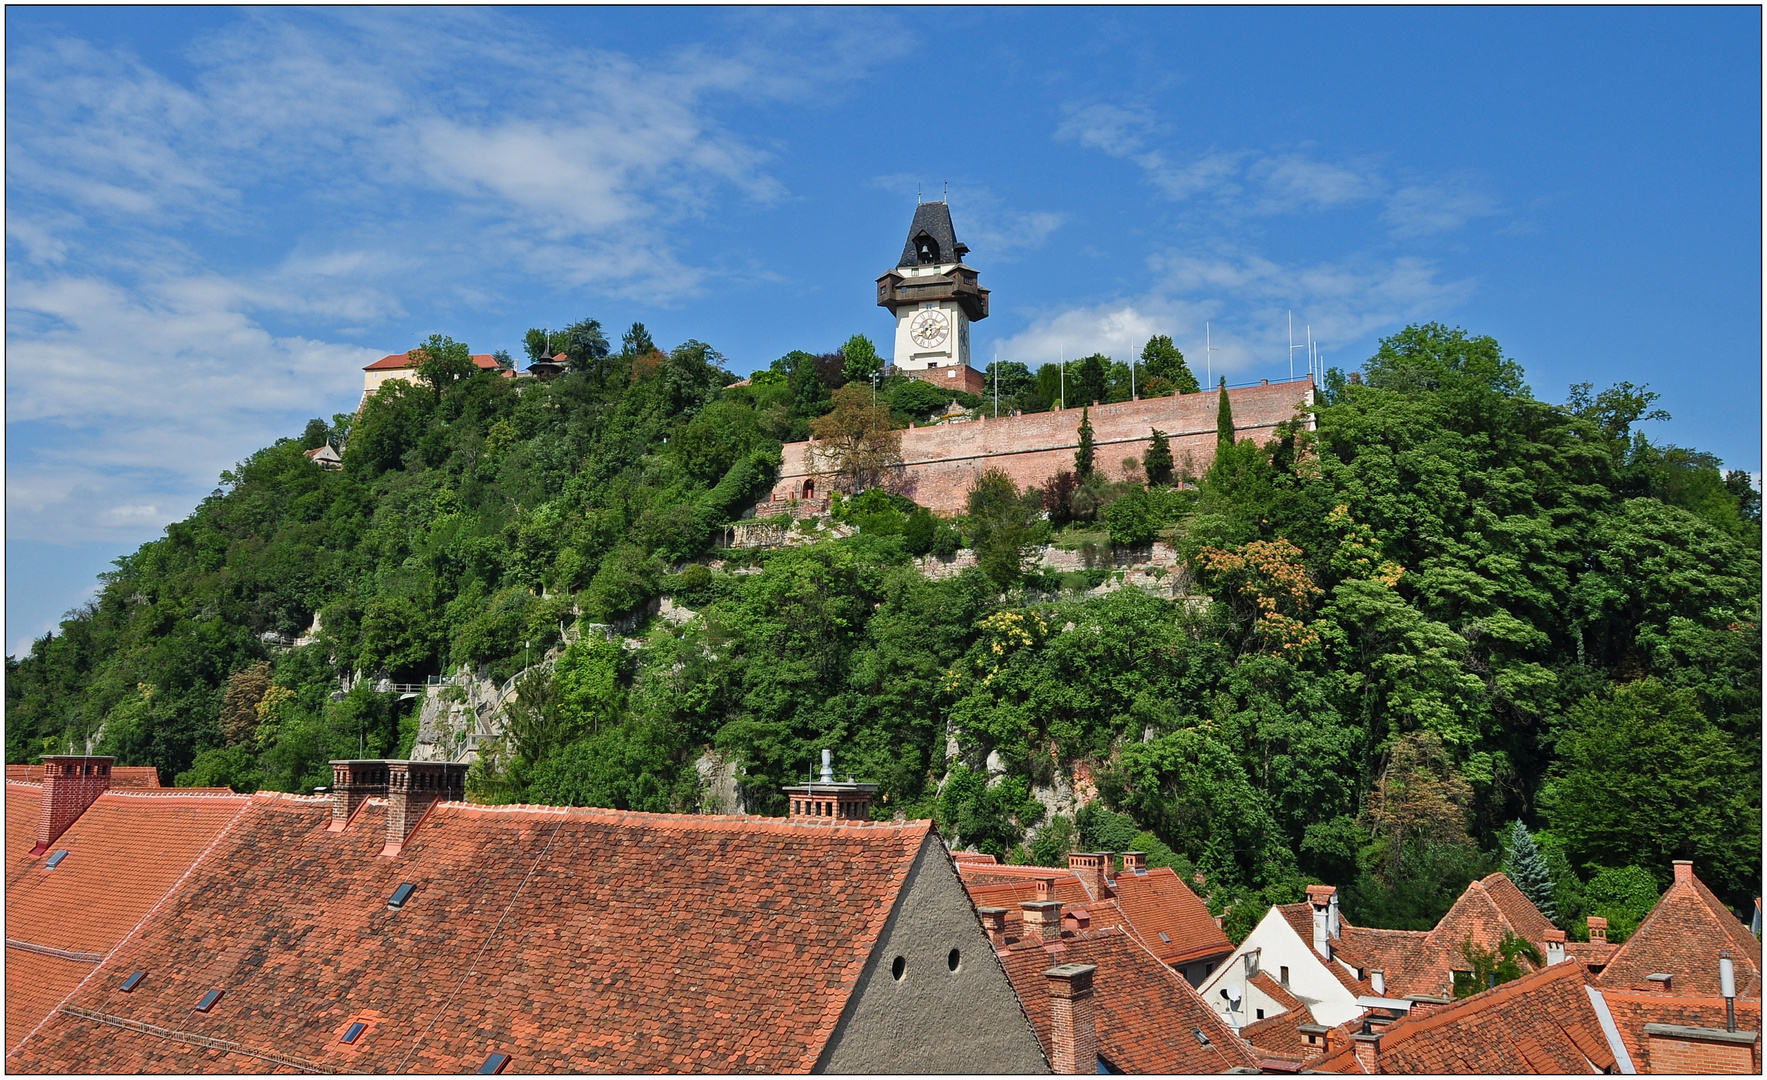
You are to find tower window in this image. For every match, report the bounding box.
[916,234,941,264]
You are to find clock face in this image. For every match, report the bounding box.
[909,309,949,350]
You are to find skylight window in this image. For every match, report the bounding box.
[195,989,224,1012]
[477,1052,512,1074]
[341,1022,367,1045]
[1158,931,1170,943]
[1191,1028,1211,1046]
[44,850,69,869]
[119,971,146,993]
[388,882,416,910]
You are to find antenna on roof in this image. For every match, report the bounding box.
[944,179,948,202]
[917,183,922,205]
[1289,311,1304,381]
[1206,322,1218,386]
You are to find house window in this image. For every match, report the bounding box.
[1280,966,1290,987]
[1257,1009,1265,1020]
[1204,962,1215,976]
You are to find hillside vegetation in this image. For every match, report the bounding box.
[8,322,1759,935]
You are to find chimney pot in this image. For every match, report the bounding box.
[1673,859,1694,887]
[33,755,114,854]
[1067,852,1110,900]
[1036,877,1057,902]
[1587,916,1608,945]
[1043,963,1098,1074]
[1120,851,1147,874]
[382,761,467,854]
[1544,929,1566,966]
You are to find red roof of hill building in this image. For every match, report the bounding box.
[995,924,1259,1073]
[1339,961,1618,1074]
[5,788,251,1053]
[1236,974,1320,1060]
[1276,903,1378,997]
[1598,989,1763,1073]
[1339,925,1430,990]
[6,782,43,882]
[9,796,942,1074]
[6,764,161,788]
[1597,861,1762,999]
[362,352,501,371]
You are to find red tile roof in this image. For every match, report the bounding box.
[1276,903,1375,996]
[1394,873,1556,999]
[1109,867,1233,966]
[363,352,501,371]
[5,789,251,1053]
[1251,969,1307,1014]
[9,797,939,1074]
[1598,989,1763,1073]
[995,925,1259,1073]
[1339,926,1430,992]
[6,782,43,882]
[1368,960,1616,1074]
[1597,863,1762,999]
[1237,982,1318,1059]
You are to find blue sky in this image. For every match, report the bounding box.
[7,6,1761,657]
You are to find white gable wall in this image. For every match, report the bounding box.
[1195,906,1365,1029]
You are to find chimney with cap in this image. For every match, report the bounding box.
[978,907,1008,947]
[1720,953,1737,1032]
[1544,929,1566,966]
[1370,970,1386,996]
[1068,852,1110,899]
[1351,1030,1381,1073]
[1120,851,1147,875]
[1036,877,1057,902]
[1406,994,1451,1018]
[1587,916,1608,945]
[382,761,467,855]
[32,756,115,855]
[1673,859,1694,887]
[782,748,878,821]
[1043,963,1098,1074]
[1645,973,1674,994]
[1297,1023,1331,1061]
[328,759,389,830]
[1022,900,1064,941]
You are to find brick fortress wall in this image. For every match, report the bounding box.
[764,377,1315,516]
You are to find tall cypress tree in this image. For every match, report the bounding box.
[1143,428,1173,486]
[1504,820,1559,924]
[1216,377,1234,444]
[1075,407,1095,478]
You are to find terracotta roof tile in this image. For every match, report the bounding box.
[6,782,43,883]
[1597,864,1762,999]
[1250,969,1306,1013]
[6,765,161,788]
[1398,873,1555,999]
[4,789,250,1056]
[1237,994,1318,1058]
[9,797,936,1074]
[363,352,501,372]
[996,925,1259,1073]
[1275,903,1374,996]
[1109,867,1233,967]
[1339,926,1430,994]
[1598,990,1763,1073]
[1369,961,1612,1074]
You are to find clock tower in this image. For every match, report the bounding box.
[876,202,989,390]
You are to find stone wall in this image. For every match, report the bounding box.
[765,377,1315,515]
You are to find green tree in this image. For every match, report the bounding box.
[1074,407,1096,478]
[1540,678,1760,897]
[409,334,477,401]
[1216,377,1234,444]
[1141,335,1200,394]
[1453,932,1544,997]
[1143,428,1174,485]
[966,469,1043,589]
[841,334,882,385]
[560,317,611,376]
[1503,820,1558,924]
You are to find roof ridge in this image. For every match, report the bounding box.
[97,788,248,800]
[1378,959,1589,1049]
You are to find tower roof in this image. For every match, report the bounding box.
[897,201,970,268]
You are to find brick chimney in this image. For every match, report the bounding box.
[1587,916,1608,945]
[978,907,1008,947]
[1068,852,1109,899]
[1405,994,1451,1018]
[1645,973,1674,994]
[382,761,467,855]
[1036,877,1057,902]
[1351,1031,1381,1073]
[328,760,389,830]
[1673,860,1694,888]
[782,749,878,820]
[1120,851,1147,875]
[1297,1023,1331,1061]
[32,756,114,855]
[1043,963,1098,1074]
[1544,929,1566,966]
[1022,900,1064,942]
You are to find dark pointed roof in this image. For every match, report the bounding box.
[897,201,970,268]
